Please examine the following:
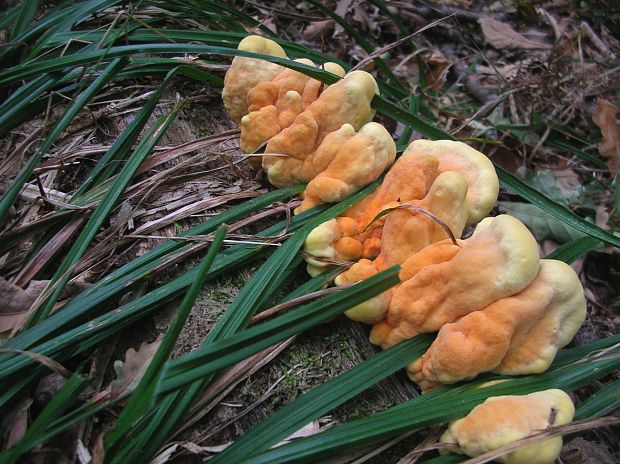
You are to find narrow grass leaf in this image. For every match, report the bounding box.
[0,374,90,464]
[239,336,620,463]
[72,67,180,198]
[496,165,620,247]
[24,97,182,327]
[544,236,600,263]
[10,0,39,39]
[211,334,435,463]
[575,379,620,420]
[304,0,406,98]
[104,226,228,449]
[158,266,401,394]
[0,57,126,224]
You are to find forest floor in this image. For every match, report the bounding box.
[1,1,619,463]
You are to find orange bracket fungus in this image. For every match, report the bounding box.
[441,389,575,464]
[303,140,499,278]
[409,259,586,390]
[222,35,287,123]
[223,36,394,211]
[368,214,540,344]
[240,59,345,154]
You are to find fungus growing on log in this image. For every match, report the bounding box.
[369,215,540,349]
[302,139,498,277]
[408,259,587,390]
[441,389,575,464]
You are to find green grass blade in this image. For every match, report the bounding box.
[240,336,620,464]
[0,189,310,355]
[496,165,620,247]
[304,0,406,98]
[157,266,401,394]
[0,374,91,464]
[375,96,450,140]
[24,88,181,327]
[575,379,620,420]
[109,181,382,462]
[0,208,327,380]
[0,57,126,225]
[211,334,435,463]
[10,0,39,40]
[105,225,228,449]
[0,74,59,136]
[0,45,340,87]
[544,236,600,263]
[107,269,340,464]
[71,67,180,198]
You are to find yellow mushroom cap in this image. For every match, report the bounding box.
[441,389,575,464]
[408,257,586,390]
[402,140,499,225]
[370,215,540,349]
[222,35,287,122]
[497,259,587,374]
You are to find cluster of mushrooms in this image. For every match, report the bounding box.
[223,36,586,464]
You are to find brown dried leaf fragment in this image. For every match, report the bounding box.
[592,99,620,176]
[110,337,162,398]
[478,17,551,50]
[0,278,48,332]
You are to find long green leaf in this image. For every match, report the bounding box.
[544,236,600,263]
[575,379,620,420]
[71,67,181,198]
[496,165,620,247]
[0,57,126,225]
[10,0,39,39]
[0,208,326,382]
[105,225,228,449]
[25,88,182,327]
[211,334,435,463]
[304,0,406,98]
[0,374,91,464]
[109,179,384,463]
[158,266,401,394]
[239,335,620,463]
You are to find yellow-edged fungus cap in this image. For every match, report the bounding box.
[441,389,575,464]
[402,140,499,225]
[222,35,287,122]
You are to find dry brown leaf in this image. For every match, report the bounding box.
[303,19,334,42]
[422,51,452,91]
[0,278,47,332]
[1,397,32,450]
[561,437,617,464]
[478,17,551,50]
[554,168,582,198]
[110,337,162,398]
[592,99,620,176]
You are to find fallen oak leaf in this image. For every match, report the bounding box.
[592,98,620,176]
[110,337,162,399]
[0,278,49,333]
[478,17,551,50]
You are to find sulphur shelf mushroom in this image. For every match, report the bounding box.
[223,35,395,211]
[408,259,586,390]
[302,139,499,277]
[222,35,287,123]
[441,389,575,464]
[369,215,540,347]
[240,59,345,154]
